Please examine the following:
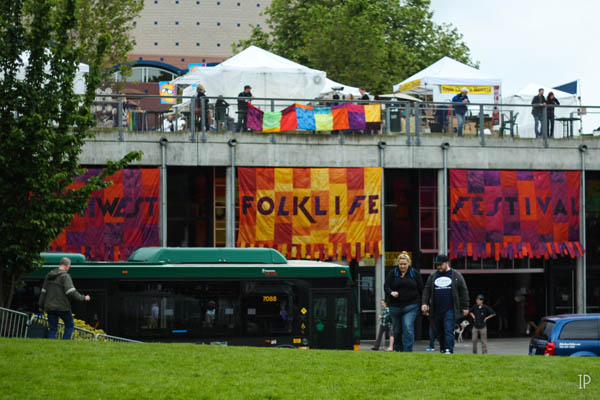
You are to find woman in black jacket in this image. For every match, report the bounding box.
[545,91,560,137]
[384,251,423,352]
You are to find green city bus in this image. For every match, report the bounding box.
[19,247,360,350]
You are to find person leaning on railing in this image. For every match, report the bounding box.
[237,85,253,132]
[451,88,470,136]
[196,85,211,131]
[545,91,560,138]
[38,257,91,340]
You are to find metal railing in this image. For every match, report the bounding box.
[90,93,593,147]
[0,306,141,343]
[0,307,30,338]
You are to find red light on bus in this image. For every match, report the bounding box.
[340,269,346,274]
[122,270,128,275]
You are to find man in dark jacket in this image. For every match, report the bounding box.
[196,85,211,131]
[237,85,253,132]
[421,254,469,354]
[531,88,545,137]
[39,257,90,339]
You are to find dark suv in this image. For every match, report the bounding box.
[529,314,600,357]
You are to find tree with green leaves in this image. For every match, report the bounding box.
[73,0,143,79]
[0,0,143,307]
[235,0,476,94]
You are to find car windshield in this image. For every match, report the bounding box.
[533,320,555,340]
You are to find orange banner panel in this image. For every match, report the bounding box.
[238,168,382,260]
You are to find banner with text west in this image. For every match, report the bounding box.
[449,169,584,261]
[50,169,160,261]
[238,167,382,261]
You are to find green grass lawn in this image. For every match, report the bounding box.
[1,339,599,400]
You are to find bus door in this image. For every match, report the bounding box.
[309,289,353,350]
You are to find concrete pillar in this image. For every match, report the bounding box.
[225,166,234,247]
[576,257,584,313]
[437,169,446,255]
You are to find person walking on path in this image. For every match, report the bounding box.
[38,257,91,339]
[469,294,496,354]
[451,88,470,136]
[421,254,469,354]
[384,251,423,352]
[425,318,438,352]
[371,299,394,351]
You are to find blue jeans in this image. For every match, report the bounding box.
[390,304,419,352]
[47,310,75,340]
[429,320,437,348]
[456,113,465,136]
[434,308,455,353]
[533,114,542,137]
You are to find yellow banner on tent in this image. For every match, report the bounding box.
[399,79,421,92]
[441,85,492,94]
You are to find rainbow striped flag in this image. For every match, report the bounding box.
[247,103,381,133]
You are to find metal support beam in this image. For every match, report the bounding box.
[226,139,238,247]
[440,143,450,255]
[577,144,588,313]
[190,95,196,142]
[479,104,485,146]
[542,105,548,148]
[201,98,207,143]
[415,105,421,146]
[159,138,168,247]
[375,141,387,340]
[118,99,124,141]
[405,103,411,145]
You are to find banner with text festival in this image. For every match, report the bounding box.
[237,167,382,260]
[50,168,160,261]
[449,170,584,260]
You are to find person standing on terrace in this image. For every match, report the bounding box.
[531,88,546,137]
[545,91,560,138]
[237,85,253,132]
[451,88,470,136]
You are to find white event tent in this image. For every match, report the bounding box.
[172,46,327,112]
[10,51,89,95]
[502,83,579,138]
[393,56,502,104]
[320,77,361,98]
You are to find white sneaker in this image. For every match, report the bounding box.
[526,328,530,336]
[443,349,452,354]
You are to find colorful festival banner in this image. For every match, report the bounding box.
[159,81,177,104]
[50,169,160,261]
[449,170,584,261]
[247,103,381,133]
[237,168,382,261]
[188,63,206,72]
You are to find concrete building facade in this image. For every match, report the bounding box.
[130,0,272,69]
[80,128,600,339]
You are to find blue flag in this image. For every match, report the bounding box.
[553,81,577,95]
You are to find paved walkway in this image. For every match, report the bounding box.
[361,338,531,355]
